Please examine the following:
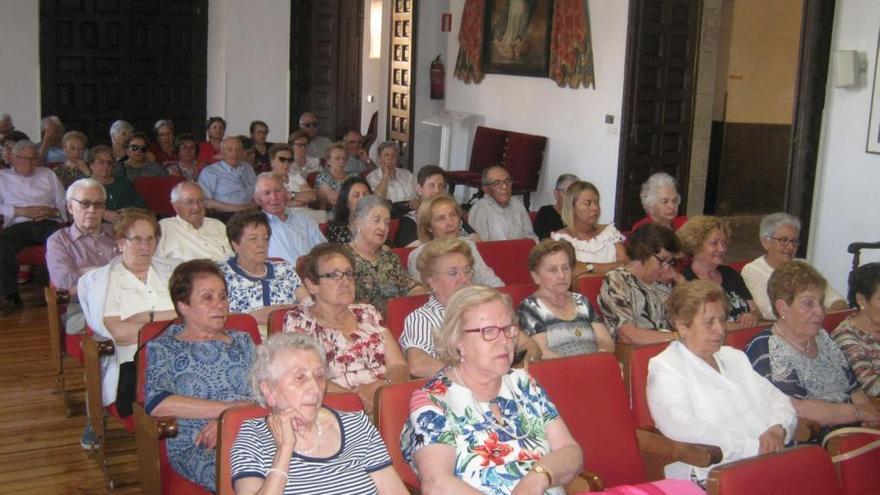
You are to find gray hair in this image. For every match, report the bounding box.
[481,165,507,186]
[352,194,391,222]
[377,140,400,156]
[253,171,283,199]
[0,113,11,123]
[41,115,64,132]
[11,139,37,155]
[109,120,133,139]
[249,332,328,407]
[169,181,202,203]
[639,172,680,212]
[555,173,579,191]
[66,178,107,202]
[154,119,174,132]
[759,212,801,240]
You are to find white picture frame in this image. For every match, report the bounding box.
[868,32,880,154]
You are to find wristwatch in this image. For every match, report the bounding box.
[531,464,553,487]
[584,263,595,273]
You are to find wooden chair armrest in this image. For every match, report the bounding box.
[871,397,880,409]
[95,339,115,356]
[636,427,723,480]
[134,403,179,495]
[565,470,604,493]
[794,418,821,443]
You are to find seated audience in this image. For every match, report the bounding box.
[746,261,880,431]
[648,280,797,484]
[551,181,627,277]
[232,332,408,494]
[54,130,90,188]
[145,259,256,492]
[218,210,307,328]
[254,173,326,263]
[249,120,271,173]
[367,141,416,205]
[534,173,579,240]
[343,129,373,175]
[39,115,66,165]
[267,142,319,220]
[401,285,583,495]
[468,165,538,242]
[0,140,67,314]
[198,136,257,218]
[284,243,408,412]
[599,224,684,345]
[46,178,116,338]
[315,142,352,209]
[150,119,177,165]
[326,177,371,244]
[742,212,847,320]
[198,116,226,167]
[407,194,502,287]
[346,195,425,312]
[1,130,31,168]
[287,129,323,175]
[833,262,880,397]
[88,145,147,222]
[0,113,14,140]
[109,119,134,161]
[156,181,232,262]
[518,240,614,357]
[298,112,332,159]
[115,131,168,180]
[394,165,480,247]
[166,133,200,181]
[631,172,688,231]
[677,216,760,328]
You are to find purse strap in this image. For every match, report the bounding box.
[821,426,880,463]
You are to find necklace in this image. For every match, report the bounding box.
[773,323,814,355]
[294,415,324,456]
[238,262,267,279]
[451,367,530,441]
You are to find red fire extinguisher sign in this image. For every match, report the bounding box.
[430,55,445,100]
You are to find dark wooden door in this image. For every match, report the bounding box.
[388,0,417,169]
[615,0,701,229]
[40,0,208,144]
[289,0,313,131]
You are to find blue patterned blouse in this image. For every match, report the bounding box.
[218,257,302,314]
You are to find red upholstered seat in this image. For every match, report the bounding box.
[65,334,83,362]
[476,239,536,285]
[133,175,185,217]
[824,309,855,332]
[576,275,604,317]
[825,431,880,495]
[386,294,429,342]
[727,260,748,273]
[706,445,842,495]
[376,379,426,491]
[628,343,669,429]
[502,283,537,307]
[15,245,46,266]
[391,246,415,268]
[724,324,766,351]
[388,218,399,243]
[307,171,319,188]
[267,308,288,335]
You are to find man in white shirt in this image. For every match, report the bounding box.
[298,112,332,159]
[253,173,326,263]
[0,140,67,313]
[156,182,232,262]
[468,165,537,242]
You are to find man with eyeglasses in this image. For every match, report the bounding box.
[298,112,332,159]
[468,165,538,242]
[342,129,375,176]
[156,181,232,262]
[46,178,116,336]
[253,173,326,264]
[0,140,67,314]
[198,136,258,221]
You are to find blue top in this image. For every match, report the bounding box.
[218,257,302,314]
[266,211,327,263]
[198,160,257,205]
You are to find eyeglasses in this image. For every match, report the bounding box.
[652,254,674,268]
[301,122,318,128]
[487,178,513,188]
[463,323,520,341]
[125,235,158,246]
[275,156,293,163]
[317,269,356,281]
[767,236,800,247]
[436,267,474,278]
[177,198,206,207]
[70,198,107,210]
[292,142,308,147]
[128,144,147,152]
[14,154,39,162]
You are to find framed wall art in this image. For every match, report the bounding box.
[481,0,554,77]
[868,31,880,153]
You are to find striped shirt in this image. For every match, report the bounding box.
[231,409,392,495]
[400,296,445,357]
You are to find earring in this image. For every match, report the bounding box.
[781,314,786,320]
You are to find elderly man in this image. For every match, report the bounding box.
[0,114,14,139]
[198,136,257,220]
[46,178,116,334]
[0,140,67,313]
[253,172,325,263]
[468,165,537,242]
[343,129,374,175]
[298,112,332,159]
[39,115,67,165]
[156,182,232,262]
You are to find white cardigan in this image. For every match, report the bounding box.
[647,341,797,481]
[78,255,178,407]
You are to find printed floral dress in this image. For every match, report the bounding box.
[401,368,564,495]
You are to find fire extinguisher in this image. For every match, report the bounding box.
[430,55,445,100]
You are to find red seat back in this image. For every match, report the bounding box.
[476,239,536,285]
[824,309,855,332]
[575,275,604,316]
[502,283,537,308]
[16,245,46,266]
[826,432,880,495]
[133,175,185,217]
[706,445,841,495]
[468,126,509,174]
[386,294,430,342]
[391,246,415,268]
[629,342,670,429]
[388,218,399,244]
[724,324,766,351]
[267,308,288,335]
[727,260,748,273]
[375,379,426,490]
[504,132,547,193]
[531,353,647,487]
[307,171,319,188]
[319,222,328,235]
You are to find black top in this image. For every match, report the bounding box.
[682,264,754,321]
[534,205,564,240]
[393,211,476,247]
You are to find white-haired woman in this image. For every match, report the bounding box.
[631,172,688,232]
[231,332,408,495]
[109,119,134,161]
[366,141,417,204]
[741,212,847,320]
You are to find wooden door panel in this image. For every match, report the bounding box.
[388,0,417,169]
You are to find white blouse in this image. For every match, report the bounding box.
[551,224,624,264]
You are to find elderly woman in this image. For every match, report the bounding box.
[38,116,66,164]
[166,133,200,181]
[534,173,579,240]
[315,142,352,209]
[402,238,539,378]
[109,119,134,161]
[150,119,177,165]
[518,240,614,358]
[677,216,760,328]
[551,181,627,277]
[55,130,91,188]
[742,212,847,320]
[283,243,409,412]
[268,142,317,208]
[249,120,272,173]
[198,116,226,167]
[79,209,178,420]
[288,129,323,175]
[218,210,308,330]
[144,260,255,492]
[346,195,425,312]
[648,280,797,484]
[631,172,688,232]
[326,177,371,243]
[394,165,480,247]
[116,132,168,180]
[87,145,147,223]
[746,261,880,430]
[407,194,502,288]
[366,141,417,205]
[599,224,685,345]
[833,262,880,397]
[231,332,408,494]
[401,285,583,494]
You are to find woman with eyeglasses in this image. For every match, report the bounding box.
[268,142,318,208]
[599,224,685,345]
[115,131,168,181]
[288,129,323,175]
[677,216,760,329]
[87,145,146,223]
[284,242,409,413]
[166,134,200,181]
[742,212,848,320]
[631,172,688,232]
[402,285,583,494]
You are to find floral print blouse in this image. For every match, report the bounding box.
[283,303,389,390]
[346,245,419,314]
[401,368,564,495]
[217,257,302,314]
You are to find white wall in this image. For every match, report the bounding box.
[0,0,41,139]
[810,0,880,295]
[206,0,291,141]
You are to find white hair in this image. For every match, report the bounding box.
[759,212,801,240]
[352,194,391,222]
[66,178,107,202]
[249,332,328,407]
[169,181,202,203]
[639,172,680,212]
[41,115,64,132]
[253,172,283,200]
[153,119,173,131]
[109,120,133,139]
